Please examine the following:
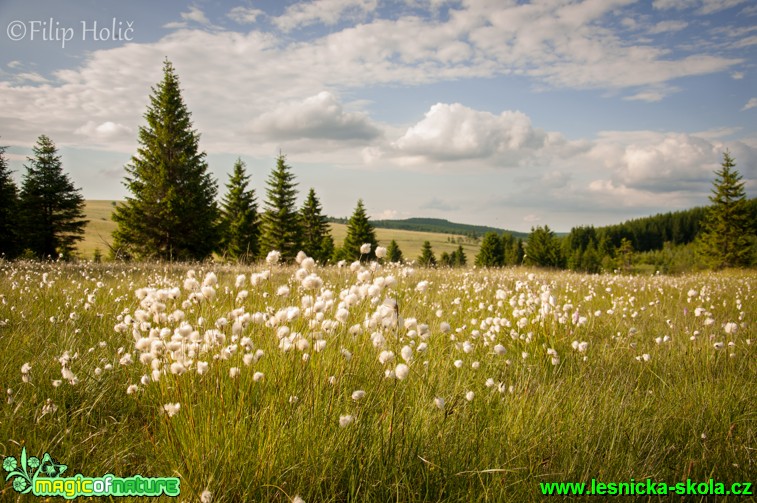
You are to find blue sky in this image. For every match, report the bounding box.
[1,0,755,232]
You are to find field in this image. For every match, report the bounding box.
[79,201,479,261]
[0,258,754,501]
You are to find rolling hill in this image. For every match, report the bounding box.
[78,201,482,261]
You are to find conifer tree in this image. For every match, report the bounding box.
[475,232,504,267]
[342,199,378,261]
[112,60,219,261]
[259,154,302,261]
[219,158,259,262]
[697,152,754,268]
[386,239,403,263]
[452,244,467,266]
[525,226,563,268]
[299,188,333,263]
[19,135,86,259]
[417,240,436,267]
[0,144,19,258]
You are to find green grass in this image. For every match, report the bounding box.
[77,201,479,262]
[0,262,754,501]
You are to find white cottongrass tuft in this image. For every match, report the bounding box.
[339,414,355,428]
[465,391,475,401]
[163,402,180,417]
[351,390,366,401]
[200,489,213,503]
[253,371,265,382]
[375,246,387,258]
[360,243,372,254]
[395,363,410,380]
[266,250,281,265]
[433,397,445,411]
[229,367,240,378]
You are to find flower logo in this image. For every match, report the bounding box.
[3,447,67,495]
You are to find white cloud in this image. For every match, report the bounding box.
[15,72,49,84]
[742,98,757,111]
[227,6,265,24]
[248,91,381,141]
[647,20,689,34]
[392,103,551,163]
[181,6,211,25]
[74,121,131,141]
[624,86,679,102]
[274,0,378,31]
[7,61,22,69]
[652,0,748,14]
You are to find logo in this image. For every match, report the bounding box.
[3,447,180,499]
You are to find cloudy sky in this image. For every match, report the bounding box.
[1,0,755,232]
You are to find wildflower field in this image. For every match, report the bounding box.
[0,257,754,502]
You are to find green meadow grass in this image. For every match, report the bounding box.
[78,201,478,261]
[0,261,754,502]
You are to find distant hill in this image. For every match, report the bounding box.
[328,217,528,239]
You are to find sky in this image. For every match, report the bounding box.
[0,0,755,232]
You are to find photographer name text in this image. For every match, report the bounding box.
[7,18,134,48]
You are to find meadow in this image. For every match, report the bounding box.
[0,256,754,502]
[79,201,478,261]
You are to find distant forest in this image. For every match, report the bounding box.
[327,217,528,239]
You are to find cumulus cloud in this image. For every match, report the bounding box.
[74,121,131,141]
[392,103,551,163]
[248,91,381,141]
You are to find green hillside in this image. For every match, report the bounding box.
[78,201,480,262]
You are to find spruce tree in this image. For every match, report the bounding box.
[386,239,403,263]
[19,135,86,259]
[219,158,259,262]
[525,226,563,268]
[259,154,302,261]
[453,244,467,266]
[417,240,436,267]
[300,188,333,263]
[697,152,754,268]
[0,144,19,258]
[112,60,219,261]
[475,232,504,267]
[342,199,378,261]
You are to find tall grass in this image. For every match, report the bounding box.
[1,260,754,501]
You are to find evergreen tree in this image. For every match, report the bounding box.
[0,144,19,258]
[342,199,378,261]
[697,153,754,268]
[452,244,467,267]
[219,158,259,262]
[525,226,562,268]
[299,188,333,263]
[259,154,302,261]
[440,251,452,267]
[112,60,219,261]
[417,240,436,267]
[475,232,504,267]
[19,135,86,259]
[386,239,403,263]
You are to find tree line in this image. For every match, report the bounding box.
[1,60,754,270]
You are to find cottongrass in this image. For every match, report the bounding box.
[0,260,753,502]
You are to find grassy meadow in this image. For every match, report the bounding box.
[79,201,478,261]
[0,257,754,501]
